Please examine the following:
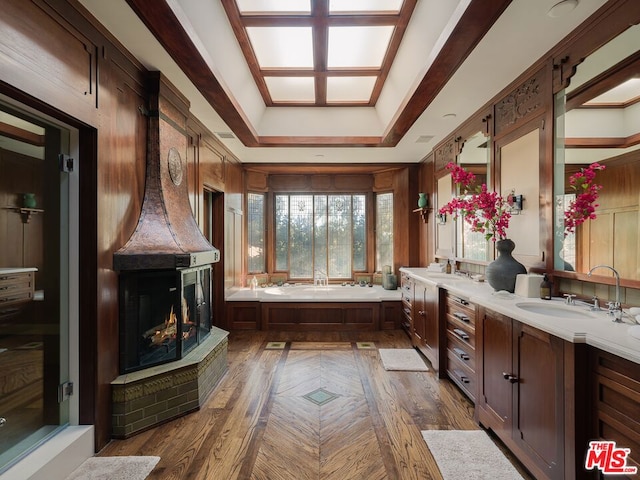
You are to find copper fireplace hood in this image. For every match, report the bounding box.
[114,72,219,271]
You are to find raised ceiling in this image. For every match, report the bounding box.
[79,0,610,163]
[222,0,417,107]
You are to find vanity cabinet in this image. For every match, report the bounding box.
[400,272,413,338]
[412,280,439,371]
[443,292,477,400]
[590,348,640,478]
[400,272,439,370]
[477,307,567,480]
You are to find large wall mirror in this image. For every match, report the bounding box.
[554,24,640,281]
[456,131,490,262]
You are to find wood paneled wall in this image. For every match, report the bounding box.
[0,0,242,451]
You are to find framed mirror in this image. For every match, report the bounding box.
[455,131,490,261]
[554,24,640,281]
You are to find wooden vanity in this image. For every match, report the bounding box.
[0,268,37,321]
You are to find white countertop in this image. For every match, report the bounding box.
[0,267,38,274]
[400,267,640,365]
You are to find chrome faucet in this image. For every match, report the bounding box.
[314,269,328,287]
[588,265,623,322]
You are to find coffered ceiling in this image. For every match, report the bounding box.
[78,0,610,164]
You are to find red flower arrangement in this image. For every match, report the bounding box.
[564,162,605,236]
[438,162,511,242]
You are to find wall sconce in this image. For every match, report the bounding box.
[437,212,447,225]
[507,190,524,214]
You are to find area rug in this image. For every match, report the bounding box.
[378,348,428,371]
[421,430,524,480]
[65,456,160,480]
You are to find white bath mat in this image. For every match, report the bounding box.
[378,348,428,371]
[65,456,160,480]
[421,430,524,480]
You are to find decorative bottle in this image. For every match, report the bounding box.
[540,274,552,300]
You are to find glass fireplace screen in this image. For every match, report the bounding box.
[119,265,212,373]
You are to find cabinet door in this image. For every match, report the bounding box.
[423,283,438,360]
[477,308,513,437]
[413,282,426,345]
[413,281,439,370]
[513,322,565,479]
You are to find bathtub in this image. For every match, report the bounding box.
[227,284,401,302]
[226,284,402,331]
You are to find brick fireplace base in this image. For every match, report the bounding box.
[111,327,228,438]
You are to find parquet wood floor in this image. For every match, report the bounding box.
[99,330,532,479]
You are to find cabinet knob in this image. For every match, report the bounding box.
[418,310,425,316]
[502,372,519,383]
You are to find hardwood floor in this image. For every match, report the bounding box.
[99,330,533,479]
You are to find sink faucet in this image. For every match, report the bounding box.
[588,265,622,322]
[314,269,328,287]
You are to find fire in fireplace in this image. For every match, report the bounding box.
[119,265,211,373]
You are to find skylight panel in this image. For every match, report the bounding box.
[327,76,377,102]
[584,78,640,105]
[246,27,313,68]
[236,0,311,14]
[327,26,394,68]
[329,0,403,13]
[264,77,315,102]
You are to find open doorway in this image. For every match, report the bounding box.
[0,99,77,473]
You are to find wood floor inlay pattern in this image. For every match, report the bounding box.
[99,330,533,479]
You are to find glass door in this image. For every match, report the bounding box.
[0,102,71,472]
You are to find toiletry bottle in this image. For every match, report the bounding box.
[540,274,552,300]
[251,275,258,290]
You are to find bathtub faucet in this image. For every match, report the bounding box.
[314,270,328,287]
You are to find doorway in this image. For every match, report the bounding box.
[0,100,75,473]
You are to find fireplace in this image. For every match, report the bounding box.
[119,265,211,373]
[110,72,226,438]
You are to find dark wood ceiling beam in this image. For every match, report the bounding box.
[257,136,383,147]
[126,0,261,145]
[240,15,400,27]
[565,132,640,148]
[262,69,381,77]
[0,121,45,146]
[381,0,513,146]
[370,0,417,106]
[220,0,274,106]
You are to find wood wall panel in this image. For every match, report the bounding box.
[245,170,268,192]
[374,171,393,191]
[0,0,98,121]
[0,0,243,452]
[494,69,546,138]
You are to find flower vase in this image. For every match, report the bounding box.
[485,239,526,292]
[417,192,428,208]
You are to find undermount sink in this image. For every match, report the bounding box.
[515,302,595,319]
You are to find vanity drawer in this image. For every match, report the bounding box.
[447,321,476,350]
[0,272,34,306]
[447,352,476,401]
[445,294,476,327]
[447,330,476,371]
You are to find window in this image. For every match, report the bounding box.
[375,192,393,272]
[275,194,366,279]
[247,193,265,273]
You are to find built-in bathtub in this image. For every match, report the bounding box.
[226,284,402,331]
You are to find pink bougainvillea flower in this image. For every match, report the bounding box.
[564,163,605,236]
[438,162,511,242]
